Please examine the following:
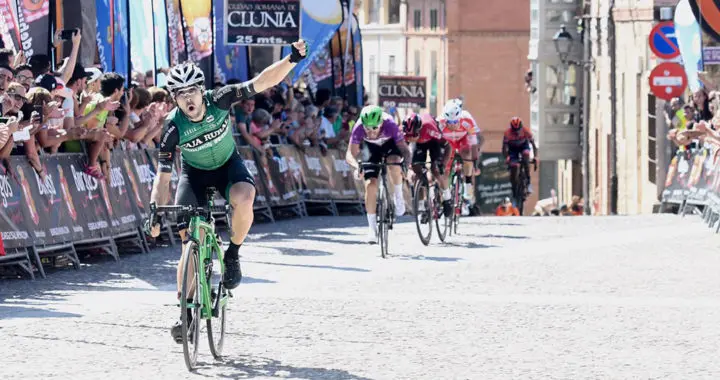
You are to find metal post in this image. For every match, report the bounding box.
[609,0,618,215]
[581,17,591,215]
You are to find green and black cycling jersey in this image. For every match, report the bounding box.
[158,82,256,173]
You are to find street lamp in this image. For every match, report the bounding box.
[553,24,594,70]
[553,24,574,65]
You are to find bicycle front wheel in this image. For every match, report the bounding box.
[180,241,201,371]
[378,178,390,258]
[435,184,449,242]
[207,243,227,359]
[413,179,432,246]
[452,174,462,235]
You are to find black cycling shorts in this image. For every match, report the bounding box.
[175,151,255,206]
[412,140,447,174]
[360,139,402,180]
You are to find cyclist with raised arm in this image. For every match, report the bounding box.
[437,98,481,203]
[402,112,453,217]
[146,40,307,343]
[346,105,412,243]
[502,116,538,194]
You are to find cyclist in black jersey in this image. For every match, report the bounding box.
[147,40,307,343]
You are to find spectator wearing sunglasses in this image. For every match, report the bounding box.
[13,64,33,91]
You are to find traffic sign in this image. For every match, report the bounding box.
[649,62,688,101]
[649,21,681,59]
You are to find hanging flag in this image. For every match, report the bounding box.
[14,0,50,57]
[166,0,187,66]
[153,0,170,71]
[113,0,130,80]
[130,0,155,75]
[0,0,20,50]
[676,0,704,92]
[95,0,113,72]
[351,13,363,106]
[289,0,343,89]
[178,0,212,61]
[178,0,213,85]
[213,0,249,83]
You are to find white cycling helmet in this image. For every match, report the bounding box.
[442,99,463,122]
[166,63,205,93]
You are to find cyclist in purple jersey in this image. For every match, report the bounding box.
[350,114,404,146]
[346,105,411,243]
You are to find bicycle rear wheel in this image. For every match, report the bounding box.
[207,243,227,359]
[434,184,449,242]
[180,241,201,371]
[514,167,527,216]
[413,179,433,246]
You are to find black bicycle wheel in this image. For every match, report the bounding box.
[413,179,433,246]
[377,178,387,258]
[180,241,201,371]
[434,184,449,242]
[515,167,527,216]
[381,177,391,258]
[207,243,226,359]
[452,174,461,235]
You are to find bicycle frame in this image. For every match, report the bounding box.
[186,215,226,320]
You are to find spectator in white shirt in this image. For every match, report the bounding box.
[318,106,340,148]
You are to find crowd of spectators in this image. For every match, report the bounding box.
[0,30,169,180]
[229,79,363,159]
[0,30,367,182]
[665,74,720,155]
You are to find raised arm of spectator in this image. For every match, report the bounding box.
[56,30,82,85]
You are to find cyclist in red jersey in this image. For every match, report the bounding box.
[402,112,453,217]
[502,116,538,194]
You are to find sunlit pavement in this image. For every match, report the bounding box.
[2,214,720,379]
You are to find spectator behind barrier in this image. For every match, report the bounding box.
[495,197,520,216]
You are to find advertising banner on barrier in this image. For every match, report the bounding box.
[300,147,333,201]
[30,156,77,245]
[237,146,270,206]
[166,0,188,66]
[254,149,285,205]
[225,0,300,46]
[107,152,140,234]
[326,149,359,200]
[122,150,155,219]
[377,75,427,109]
[0,162,31,249]
[279,145,309,198]
[12,160,51,245]
[59,155,112,240]
[0,146,363,250]
[14,0,50,57]
[475,154,514,214]
[684,147,713,204]
[662,152,692,203]
[266,148,301,206]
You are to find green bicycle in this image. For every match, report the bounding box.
[148,187,231,371]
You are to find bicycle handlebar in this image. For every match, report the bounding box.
[359,161,404,168]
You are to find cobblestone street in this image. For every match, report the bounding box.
[2,214,720,379]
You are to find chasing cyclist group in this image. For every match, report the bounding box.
[345,100,539,243]
[144,39,538,343]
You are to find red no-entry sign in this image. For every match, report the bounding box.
[649,62,687,101]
